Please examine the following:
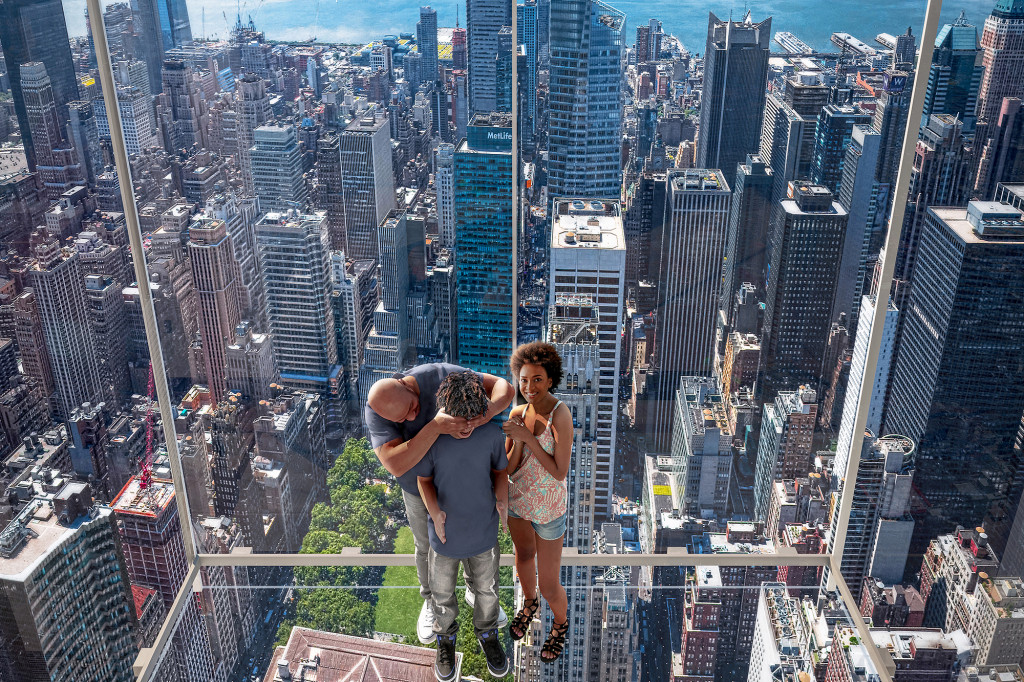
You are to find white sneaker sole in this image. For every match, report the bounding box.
[478,637,510,678]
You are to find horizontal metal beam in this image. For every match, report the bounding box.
[196,548,833,568]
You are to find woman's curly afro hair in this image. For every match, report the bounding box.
[510,341,564,390]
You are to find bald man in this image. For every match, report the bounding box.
[365,363,513,643]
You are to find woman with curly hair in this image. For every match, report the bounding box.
[501,341,572,662]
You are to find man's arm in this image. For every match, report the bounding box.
[492,468,509,533]
[474,373,515,425]
[374,411,466,477]
[417,475,446,543]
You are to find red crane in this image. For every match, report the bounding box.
[139,362,157,490]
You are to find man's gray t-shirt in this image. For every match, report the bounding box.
[413,423,508,559]
[364,363,482,495]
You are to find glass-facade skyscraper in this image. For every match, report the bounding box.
[454,113,513,376]
[547,0,625,200]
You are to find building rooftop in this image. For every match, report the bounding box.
[265,626,445,682]
[670,168,729,192]
[551,198,624,251]
[111,477,176,518]
[931,203,1024,245]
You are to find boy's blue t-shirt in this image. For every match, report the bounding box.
[413,422,508,559]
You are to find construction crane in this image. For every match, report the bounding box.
[139,362,157,490]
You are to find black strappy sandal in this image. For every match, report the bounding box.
[540,619,568,662]
[509,596,540,641]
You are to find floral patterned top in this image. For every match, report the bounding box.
[508,400,568,524]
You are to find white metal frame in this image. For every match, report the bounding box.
[81,0,945,678]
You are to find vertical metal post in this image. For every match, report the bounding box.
[511,0,520,369]
[86,0,198,563]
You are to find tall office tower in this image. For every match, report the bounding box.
[810,104,872,194]
[452,24,468,70]
[85,274,131,410]
[0,0,79,170]
[93,85,160,155]
[671,376,733,519]
[253,391,329,551]
[449,70,471,141]
[924,12,983,129]
[720,155,772,330]
[225,322,278,402]
[893,27,917,69]
[974,97,1024,199]
[157,59,209,154]
[359,210,411,404]
[919,526,999,631]
[27,232,104,419]
[235,74,272,192]
[256,211,338,395]
[827,433,915,598]
[549,198,625,520]
[759,184,847,402]
[0,483,137,682]
[430,83,453,142]
[11,290,56,398]
[114,59,154,99]
[250,124,308,213]
[434,144,456,248]
[339,111,396,262]
[315,133,345,250]
[833,125,885,331]
[467,0,511,114]
[138,0,192,51]
[872,70,913,188]
[88,2,134,66]
[130,0,166,96]
[648,169,731,451]
[536,0,550,65]
[495,26,514,112]
[687,525,777,682]
[894,114,972,306]
[113,476,217,681]
[418,6,440,83]
[696,12,771,178]
[834,256,899,482]
[885,201,1024,556]
[782,72,830,173]
[188,218,241,401]
[66,101,104,187]
[333,254,379,400]
[518,0,538,134]
[20,63,84,199]
[975,0,1024,128]
[201,193,264,325]
[635,24,651,64]
[547,0,625,200]
[754,386,817,521]
[759,92,808,234]
[622,171,665,304]
[454,113,513,375]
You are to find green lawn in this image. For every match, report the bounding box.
[374,526,421,640]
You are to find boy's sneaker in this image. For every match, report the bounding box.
[417,600,437,644]
[434,633,459,682]
[465,589,510,628]
[477,629,510,678]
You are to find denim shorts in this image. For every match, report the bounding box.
[507,508,567,541]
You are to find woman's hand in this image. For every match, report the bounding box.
[502,415,532,443]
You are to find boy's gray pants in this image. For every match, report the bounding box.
[429,542,501,636]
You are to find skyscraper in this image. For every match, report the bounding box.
[93,85,160,156]
[517,0,538,134]
[759,184,848,402]
[810,104,873,195]
[466,0,511,114]
[976,0,1024,127]
[871,69,913,188]
[66,101,104,188]
[885,201,1024,556]
[549,198,625,519]
[256,211,339,395]
[188,218,242,400]
[0,483,137,682]
[157,59,209,154]
[974,97,1024,199]
[19,62,84,199]
[671,376,733,518]
[235,74,273,193]
[250,124,308,213]
[0,0,79,169]
[648,169,731,451]
[455,113,513,376]
[28,232,104,419]
[754,386,817,520]
[547,0,625,200]
[720,155,773,329]
[923,11,984,129]
[340,111,396,262]
[417,6,439,84]
[696,12,771,179]
[434,143,456,248]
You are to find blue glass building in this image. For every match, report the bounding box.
[454,113,513,376]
